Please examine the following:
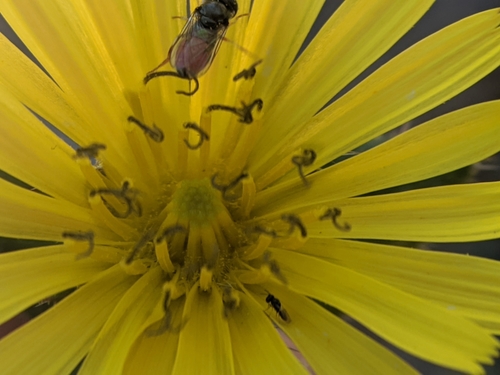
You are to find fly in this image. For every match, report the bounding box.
[144,0,238,96]
[266,292,291,323]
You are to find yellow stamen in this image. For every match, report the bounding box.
[200,224,219,266]
[270,235,308,250]
[240,234,272,260]
[186,130,201,177]
[125,120,160,189]
[120,258,149,275]
[186,222,202,260]
[137,89,172,176]
[235,268,270,285]
[221,285,240,316]
[177,129,188,179]
[88,194,139,240]
[211,219,230,255]
[237,175,256,219]
[225,110,264,178]
[78,160,129,210]
[169,216,189,260]
[155,240,175,274]
[199,110,212,172]
[220,120,244,162]
[216,209,242,247]
[254,149,298,190]
[163,271,186,300]
[77,158,108,189]
[200,265,214,292]
[217,84,257,162]
[89,245,124,264]
[155,207,177,236]
[63,236,92,258]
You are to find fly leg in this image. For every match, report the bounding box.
[144,71,199,96]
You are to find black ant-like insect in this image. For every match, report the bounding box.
[265,292,291,323]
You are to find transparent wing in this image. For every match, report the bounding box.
[168,13,228,78]
[195,26,228,77]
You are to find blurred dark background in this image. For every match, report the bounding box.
[1,1,499,374]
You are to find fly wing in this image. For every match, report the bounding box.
[168,12,200,67]
[146,13,201,75]
[170,20,228,78]
[195,26,228,77]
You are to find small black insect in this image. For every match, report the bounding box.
[266,292,291,323]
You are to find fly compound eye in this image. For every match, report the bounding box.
[200,15,219,29]
[219,0,238,16]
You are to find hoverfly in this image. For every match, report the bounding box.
[144,0,239,96]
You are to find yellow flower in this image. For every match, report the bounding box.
[0,0,500,374]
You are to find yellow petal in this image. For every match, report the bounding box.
[251,9,500,182]
[253,101,500,215]
[172,284,234,375]
[0,0,131,121]
[83,0,142,90]
[130,0,184,75]
[0,1,150,182]
[228,292,307,375]
[265,283,419,375]
[251,0,434,170]
[297,239,500,331]
[271,248,499,374]
[79,266,163,374]
[241,0,325,101]
[0,265,137,375]
[0,84,89,206]
[0,177,120,242]
[129,0,188,129]
[0,33,97,147]
[198,0,324,158]
[124,298,184,375]
[473,319,500,336]
[306,182,500,242]
[197,0,252,105]
[0,245,110,324]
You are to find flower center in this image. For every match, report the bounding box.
[170,179,223,224]
[120,176,247,294]
[60,81,349,333]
